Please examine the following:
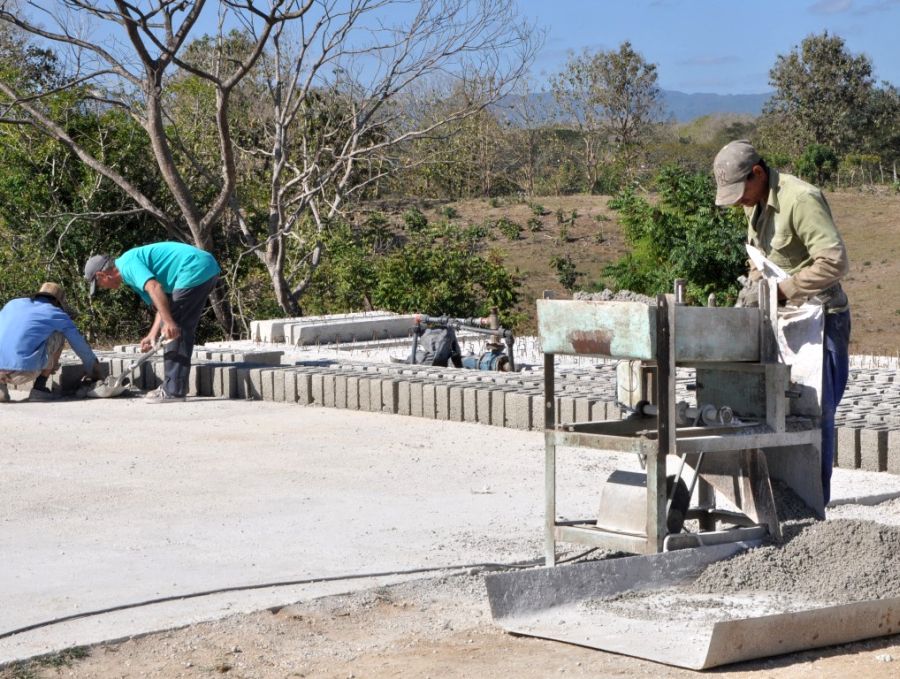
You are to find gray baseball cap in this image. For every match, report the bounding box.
[713,140,761,206]
[83,254,111,296]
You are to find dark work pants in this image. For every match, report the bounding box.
[821,310,851,506]
[163,276,218,397]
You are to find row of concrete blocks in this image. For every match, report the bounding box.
[49,352,900,473]
[128,358,900,472]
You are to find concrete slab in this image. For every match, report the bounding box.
[1,396,898,665]
[0,398,583,664]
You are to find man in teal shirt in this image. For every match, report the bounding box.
[84,242,220,403]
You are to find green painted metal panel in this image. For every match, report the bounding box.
[537,300,655,359]
[537,300,760,361]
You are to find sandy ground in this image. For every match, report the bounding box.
[3,395,900,678]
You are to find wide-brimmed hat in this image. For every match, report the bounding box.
[35,282,73,315]
[713,140,761,206]
[83,254,111,296]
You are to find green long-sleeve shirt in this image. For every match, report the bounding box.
[744,169,849,310]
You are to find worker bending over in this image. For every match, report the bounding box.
[84,242,220,404]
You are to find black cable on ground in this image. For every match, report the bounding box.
[0,549,599,642]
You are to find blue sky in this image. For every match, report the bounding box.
[520,0,900,94]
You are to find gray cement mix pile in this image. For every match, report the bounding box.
[573,289,656,304]
[578,482,900,624]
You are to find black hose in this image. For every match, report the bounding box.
[0,548,598,641]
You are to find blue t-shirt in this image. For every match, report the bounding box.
[0,297,97,371]
[116,242,220,305]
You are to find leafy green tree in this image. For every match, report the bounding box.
[602,166,746,303]
[764,32,874,156]
[795,144,839,185]
[551,42,661,189]
[371,222,520,321]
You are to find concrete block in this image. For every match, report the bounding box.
[591,401,609,421]
[476,389,493,425]
[888,430,900,475]
[398,380,411,416]
[333,373,348,409]
[213,366,237,399]
[422,383,437,419]
[491,388,506,427]
[261,369,276,401]
[188,364,200,397]
[435,384,450,420]
[410,381,425,418]
[575,398,592,423]
[198,363,214,397]
[449,386,464,422]
[282,370,298,403]
[558,395,576,425]
[531,391,549,431]
[357,377,371,411]
[463,387,478,423]
[836,427,860,469]
[240,351,284,366]
[381,379,399,414]
[368,378,383,412]
[505,391,532,430]
[346,375,360,410]
[272,369,286,403]
[311,373,325,405]
[322,373,336,408]
[236,367,260,400]
[296,371,313,405]
[860,428,888,472]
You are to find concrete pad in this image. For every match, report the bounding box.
[0,398,595,664]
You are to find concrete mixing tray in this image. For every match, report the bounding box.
[485,544,900,670]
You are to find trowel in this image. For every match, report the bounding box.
[80,337,164,398]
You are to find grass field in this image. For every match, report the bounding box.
[408,189,899,356]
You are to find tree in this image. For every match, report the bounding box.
[210,0,538,315]
[602,166,746,304]
[551,41,661,191]
[764,32,874,156]
[0,1,317,334]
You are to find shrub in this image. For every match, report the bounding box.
[402,207,428,232]
[495,217,522,241]
[529,202,547,216]
[550,254,582,291]
[440,205,459,220]
[527,216,543,232]
[601,165,746,304]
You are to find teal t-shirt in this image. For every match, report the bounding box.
[116,242,220,305]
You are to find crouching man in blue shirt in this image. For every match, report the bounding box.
[84,242,220,404]
[0,282,101,403]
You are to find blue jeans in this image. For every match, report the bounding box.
[821,310,851,505]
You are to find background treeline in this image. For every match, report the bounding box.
[0,0,897,341]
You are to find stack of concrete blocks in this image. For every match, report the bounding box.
[249,311,417,346]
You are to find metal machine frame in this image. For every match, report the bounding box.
[541,282,822,564]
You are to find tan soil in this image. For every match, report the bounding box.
[412,190,900,353]
[4,573,900,679]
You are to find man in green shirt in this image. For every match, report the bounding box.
[84,242,220,404]
[713,140,851,505]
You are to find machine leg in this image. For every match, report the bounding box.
[544,352,557,566]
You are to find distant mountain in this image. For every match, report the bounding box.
[662,90,770,122]
[495,89,771,125]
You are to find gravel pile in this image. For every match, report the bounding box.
[573,289,656,304]
[691,518,900,603]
